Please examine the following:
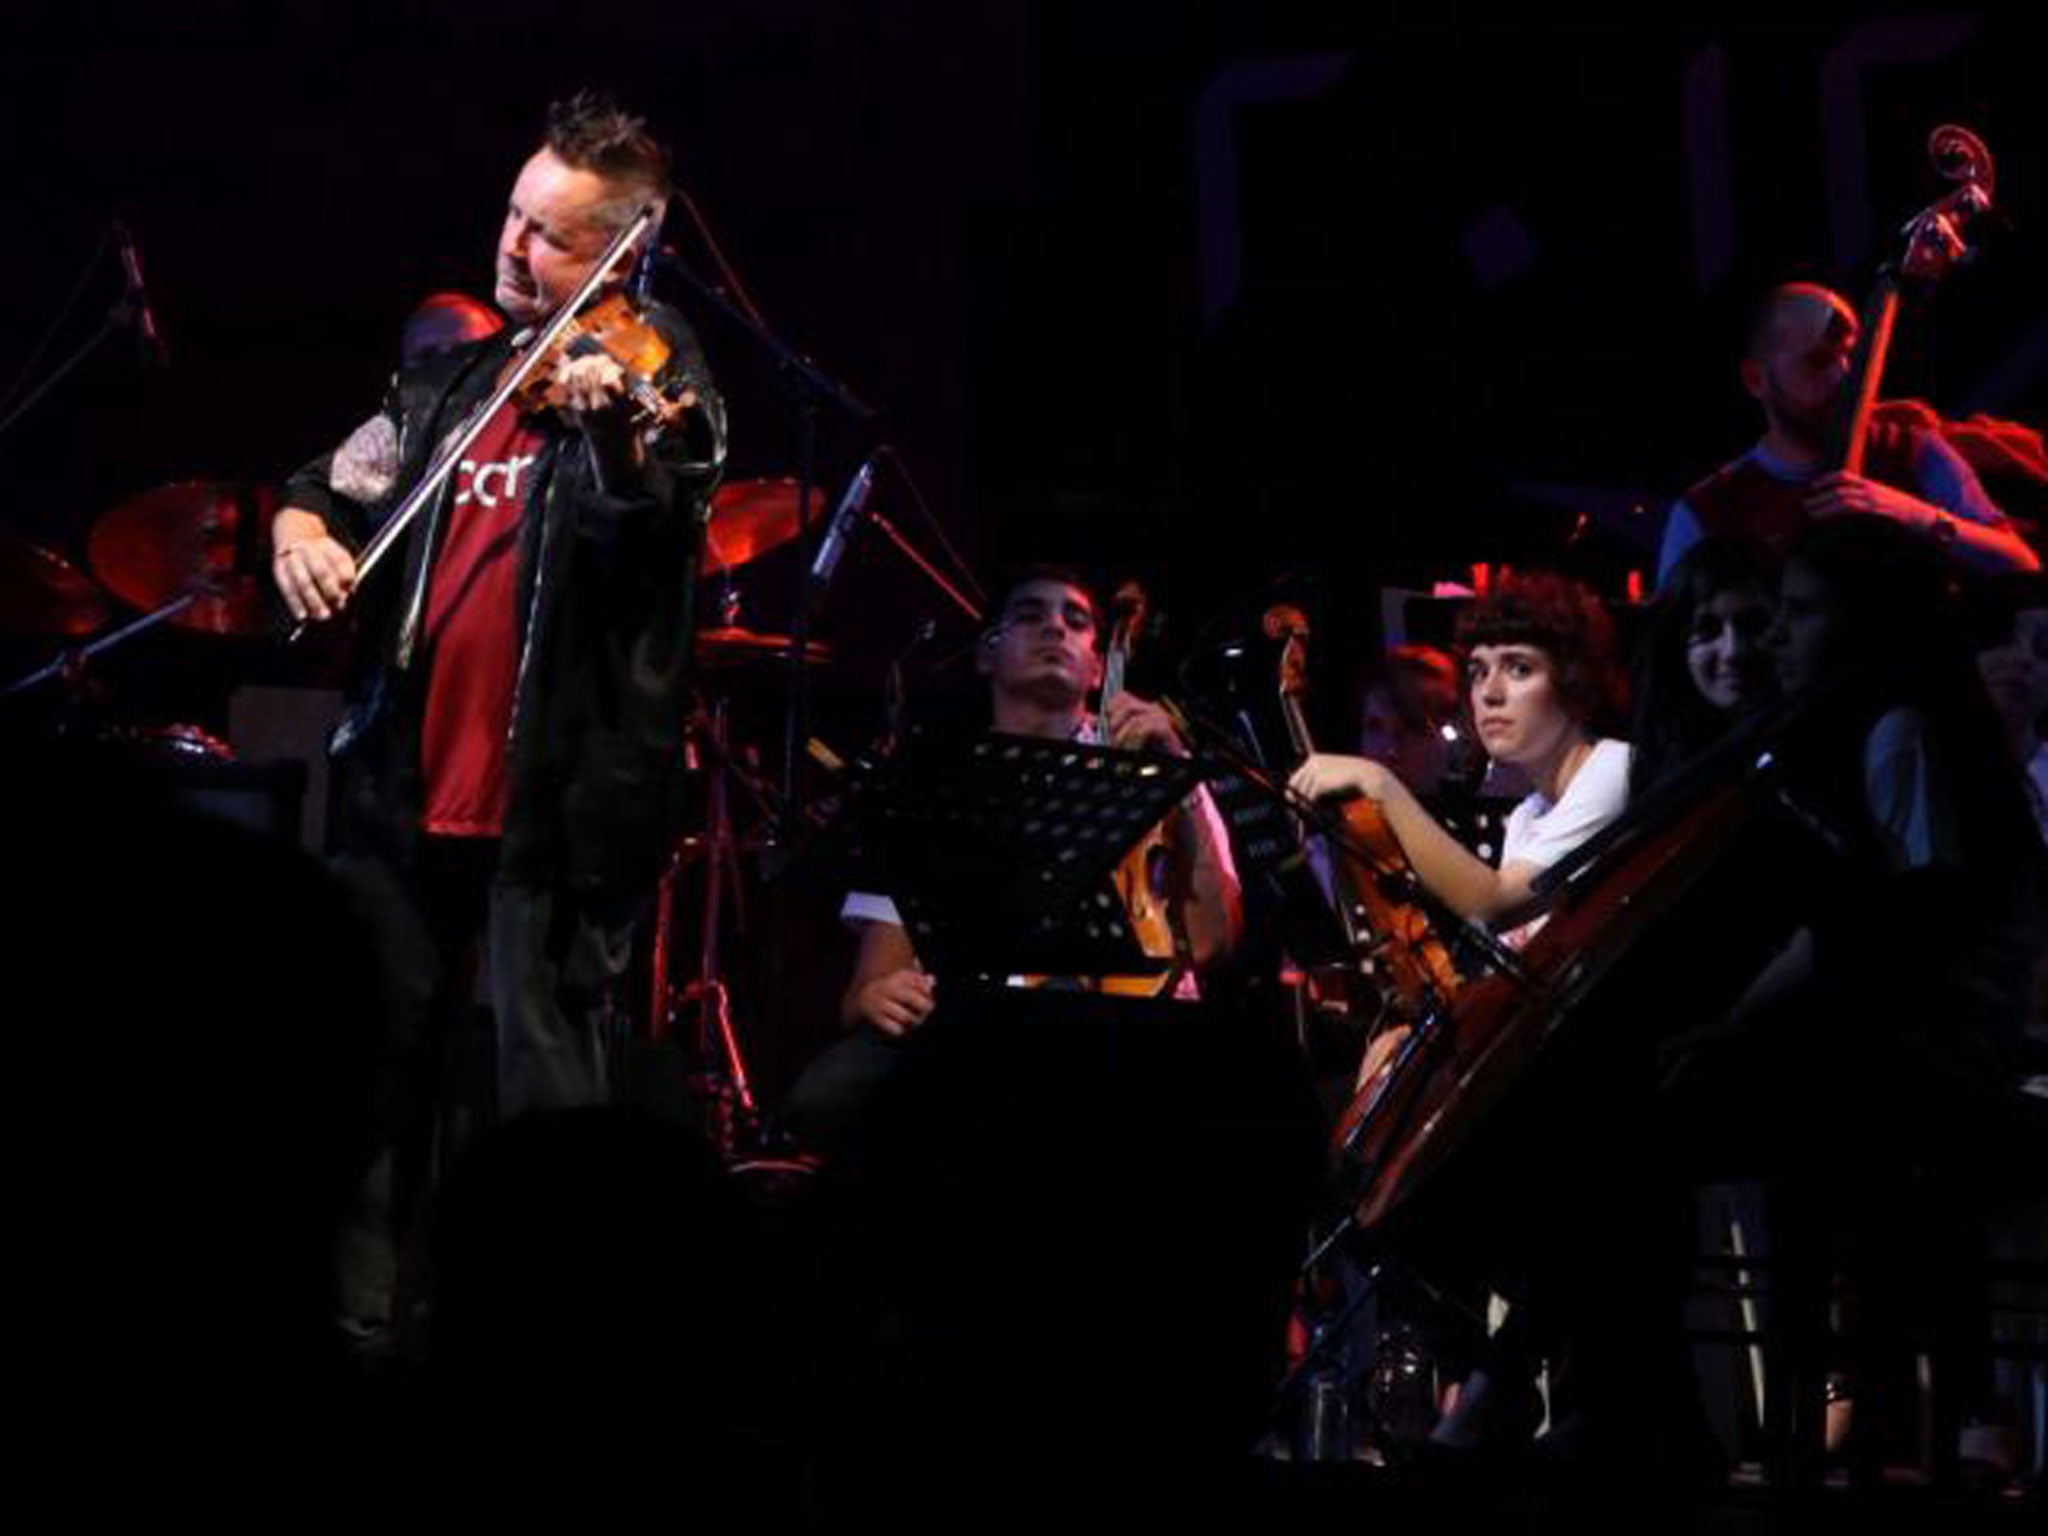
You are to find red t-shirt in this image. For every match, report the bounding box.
[418,401,547,836]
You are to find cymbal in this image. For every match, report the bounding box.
[0,531,110,636]
[704,478,826,571]
[88,480,277,637]
[695,625,831,667]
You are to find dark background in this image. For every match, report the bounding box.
[8,2,2043,706]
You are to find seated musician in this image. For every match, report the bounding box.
[1966,571,2048,849]
[1288,572,1640,1459]
[1628,534,1777,802]
[1357,643,1465,804]
[791,571,1327,1482]
[783,566,1242,1147]
[1659,282,2036,584]
[1290,571,1631,951]
[1668,517,2048,1478]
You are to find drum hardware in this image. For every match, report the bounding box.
[94,719,235,761]
[87,480,276,638]
[650,694,760,1159]
[649,621,817,1161]
[0,532,110,637]
[7,483,278,697]
[695,625,832,669]
[702,478,825,573]
[644,247,874,837]
[3,579,232,700]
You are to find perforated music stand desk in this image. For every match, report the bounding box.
[837,728,1201,983]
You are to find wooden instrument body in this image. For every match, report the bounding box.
[1335,764,1797,1233]
[1271,608,1463,1021]
[1827,125,1997,476]
[1096,586,1186,997]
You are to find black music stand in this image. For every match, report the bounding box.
[834,728,1200,983]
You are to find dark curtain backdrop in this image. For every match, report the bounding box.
[7,0,2042,720]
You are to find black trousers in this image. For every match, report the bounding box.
[329,838,644,1321]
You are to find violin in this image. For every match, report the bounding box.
[1268,604,1462,1020]
[506,291,699,434]
[315,205,664,613]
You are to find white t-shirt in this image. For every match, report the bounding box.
[842,889,904,927]
[1498,737,1633,945]
[1500,738,1633,874]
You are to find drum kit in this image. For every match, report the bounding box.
[1,473,832,659]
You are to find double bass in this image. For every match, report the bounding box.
[1826,125,1997,479]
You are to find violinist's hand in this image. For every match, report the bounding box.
[1804,471,1943,533]
[851,966,937,1037]
[271,506,357,622]
[544,351,627,415]
[1106,692,1188,756]
[1288,752,1392,804]
[547,351,647,489]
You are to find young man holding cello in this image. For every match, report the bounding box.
[836,567,1244,1038]
[785,567,1246,1151]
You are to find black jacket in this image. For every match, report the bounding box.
[282,304,725,890]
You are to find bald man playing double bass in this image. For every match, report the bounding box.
[1659,282,2036,584]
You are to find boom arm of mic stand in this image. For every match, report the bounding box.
[656,252,875,426]
[650,252,877,836]
[0,313,126,443]
[867,508,984,624]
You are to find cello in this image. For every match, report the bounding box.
[1268,604,1463,1028]
[1094,581,1188,996]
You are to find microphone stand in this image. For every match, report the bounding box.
[0,284,153,445]
[864,501,984,625]
[652,250,876,840]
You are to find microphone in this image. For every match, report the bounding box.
[629,228,668,305]
[807,455,878,604]
[113,222,168,367]
[642,239,685,273]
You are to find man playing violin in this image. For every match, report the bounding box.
[1658,282,2035,583]
[270,92,724,1338]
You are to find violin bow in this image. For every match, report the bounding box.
[288,203,658,640]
